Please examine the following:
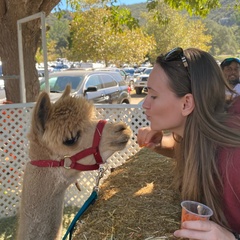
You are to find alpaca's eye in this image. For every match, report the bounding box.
[63,131,80,146]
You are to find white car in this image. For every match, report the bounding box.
[0,79,4,90]
[0,64,3,89]
[134,67,153,95]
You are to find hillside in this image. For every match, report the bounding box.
[208,0,239,25]
[125,0,239,26]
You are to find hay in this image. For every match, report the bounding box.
[0,148,183,240]
[73,148,183,240]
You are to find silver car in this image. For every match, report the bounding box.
[40,69,131,104]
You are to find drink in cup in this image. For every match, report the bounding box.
[181,200,213,225]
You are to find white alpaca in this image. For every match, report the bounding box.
[17,86,131,240]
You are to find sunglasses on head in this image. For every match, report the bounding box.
[163,47,189,69]
[163,47,191,92]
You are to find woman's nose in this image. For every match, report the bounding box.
[142,96,149,109]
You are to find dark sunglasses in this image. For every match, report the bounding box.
[163,47,191,92]
[164,47,189,69]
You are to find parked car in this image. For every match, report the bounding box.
[123,68,136,91]
[0,65,4,90]
[95,68,134,91]
[40,69,131,104]
[134,67,153,94]
[52,64,70,72]
[0,80,4,90]
[37,67,54,81]
[134,67,146,74]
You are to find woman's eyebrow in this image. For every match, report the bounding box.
[147,86,158,93]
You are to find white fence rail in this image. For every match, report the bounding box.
[0,103,148,218]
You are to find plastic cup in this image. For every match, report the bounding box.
[181,200,213,225]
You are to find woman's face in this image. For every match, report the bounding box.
[143,64,188,136]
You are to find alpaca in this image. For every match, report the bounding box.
[17,85,132,240]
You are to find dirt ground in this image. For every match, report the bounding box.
[72,148,183,240]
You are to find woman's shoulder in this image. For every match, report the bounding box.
[218,144,240,231]
[228,96,240,114]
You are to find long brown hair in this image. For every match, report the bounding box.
[156,48,240,229]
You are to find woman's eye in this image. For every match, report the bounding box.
[151,96,157,99]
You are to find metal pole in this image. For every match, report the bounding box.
[17,12,49,102]
[41,12,49,94]
[17,22,26,103]
[18,12,43,24]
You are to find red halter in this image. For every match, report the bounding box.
[30,120,107,171]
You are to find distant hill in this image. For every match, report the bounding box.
[125,0,239,27]
[207,0,238,26]
[121,2,147,25]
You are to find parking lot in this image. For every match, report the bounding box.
[0,89,5,100]
[129,91,146,104]
[0,89,146,105]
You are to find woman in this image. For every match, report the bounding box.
[137,47,240,240]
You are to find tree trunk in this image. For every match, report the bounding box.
[0,0,60,103]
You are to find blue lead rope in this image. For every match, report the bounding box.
[62,189,98,240]
[62,167,105,240]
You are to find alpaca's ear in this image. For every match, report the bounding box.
[60,84,71,99]
[32,92,52,135]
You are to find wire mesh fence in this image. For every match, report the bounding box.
[0,103,148,218]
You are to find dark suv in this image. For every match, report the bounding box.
[40,70,131,104]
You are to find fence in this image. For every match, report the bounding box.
[0,103,148,218]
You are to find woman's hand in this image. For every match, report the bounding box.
[137,127,163,149]
[174,220,236,240]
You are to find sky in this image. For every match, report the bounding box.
[116,0,146,5]
[59,0,146,9]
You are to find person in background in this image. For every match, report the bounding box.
[220,57,240,100]
[137,47,240,240]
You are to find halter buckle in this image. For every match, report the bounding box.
[63,156,72,169]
